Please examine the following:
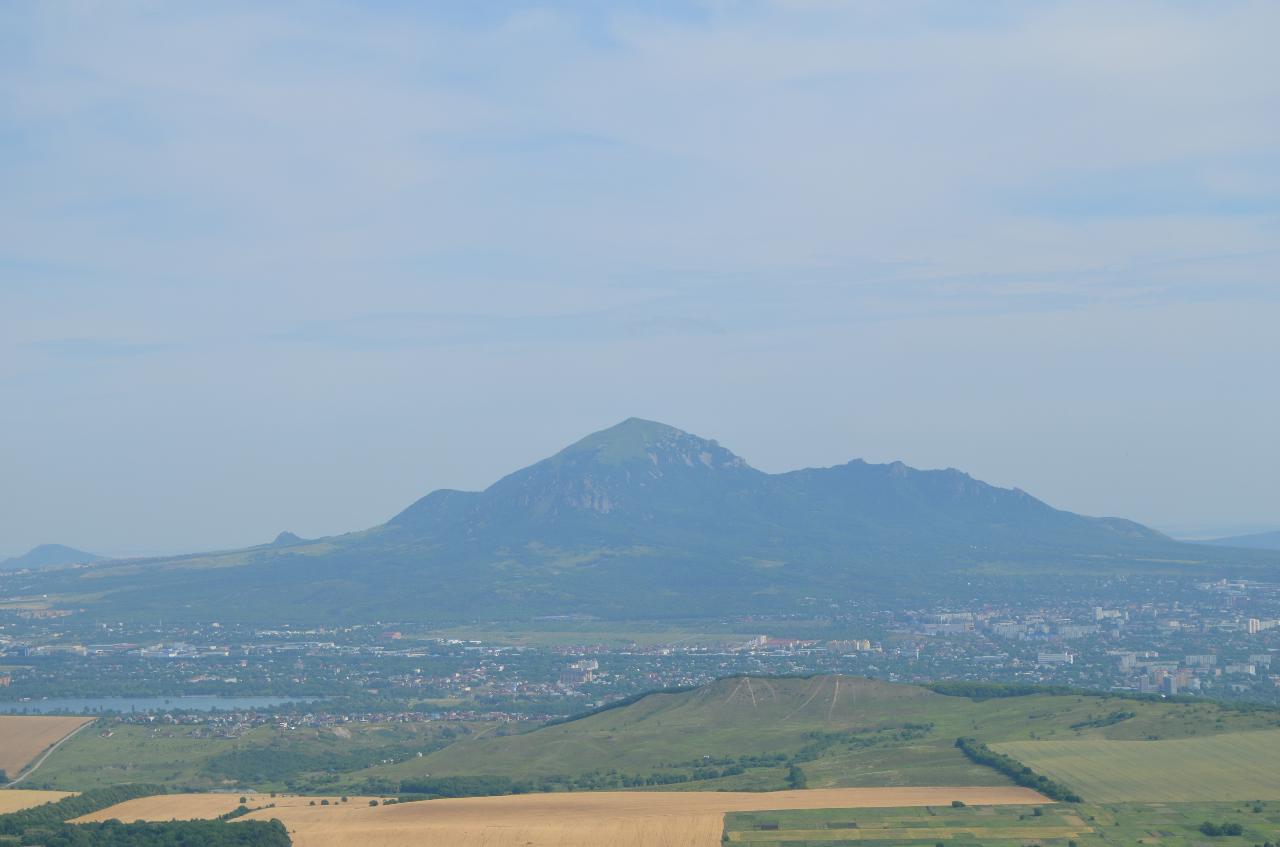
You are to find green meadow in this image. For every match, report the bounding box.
[995,731,1280,802]
[724,801,1280,847]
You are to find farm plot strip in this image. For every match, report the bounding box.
[233,787,1048,847]
[994,729,1280,802]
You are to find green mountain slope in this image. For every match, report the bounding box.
[18,418,1280,622]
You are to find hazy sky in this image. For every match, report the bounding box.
[3,1,1278,557]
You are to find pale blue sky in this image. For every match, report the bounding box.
[2,1,1278,556]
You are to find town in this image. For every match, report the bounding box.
[2,572,1279,730]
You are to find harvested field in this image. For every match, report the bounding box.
[995,730,1280,802]
[72,793,382,822]
[0,789,74,813]
[0,715,92,779]
[233,787,1044,847]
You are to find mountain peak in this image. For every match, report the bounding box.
[271,531,306,547]
[559,418,747,469]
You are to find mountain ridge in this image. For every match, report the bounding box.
[1199,529,1280,551]
[11,418,1272,622]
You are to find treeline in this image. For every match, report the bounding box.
[0,784,171,835]
[927,681,1280,713]
[1069,711,1136,730]
[672,752,789,770]
[794,723,934,762]
[953,737,1082,803]
[204,738,454,786]
[930,680,1197,704]
[397,775,526,798]
[0,785,290,846]
[928,682,1082,700]
[542,684,700,727]
[24,819,291,846]
[393,767,745,798]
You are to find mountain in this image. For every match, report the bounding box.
[13,418,1277,622]
[1200,529,1280,551]
[389,417,1163,551]
[270,531,307,547]
[1,543,105,570]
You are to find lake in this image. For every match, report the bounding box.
[0,696,302,714]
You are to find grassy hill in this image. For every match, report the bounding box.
[341,675,1280,795]
[27,675,1280,811]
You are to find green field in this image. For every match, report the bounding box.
[725,801,1280,847]
[995,731,1280,802]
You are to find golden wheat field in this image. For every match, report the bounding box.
[0,715,92,779]
[0,789,74,813]
[72,793,384,822]
[82,786,1045,847]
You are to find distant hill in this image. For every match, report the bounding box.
[12,418,1279,622]
[1,543,104,570]
[1200,529,1280,551]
